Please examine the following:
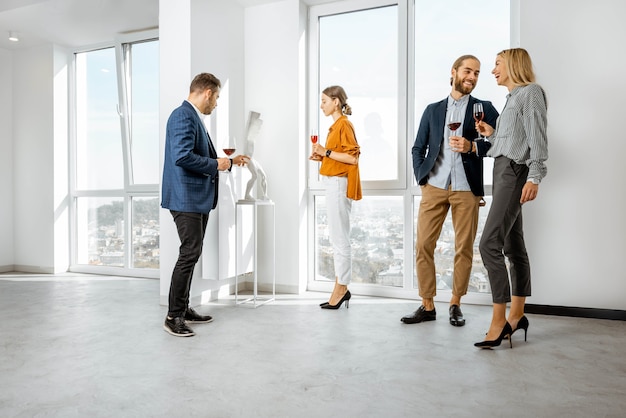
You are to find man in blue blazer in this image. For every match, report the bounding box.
[401,55,499,327]
[162,73,248,337]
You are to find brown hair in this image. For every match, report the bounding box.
[450,54,480,86]
[322,85,352,115]
[498,48,535,86]
[189,73,221,93]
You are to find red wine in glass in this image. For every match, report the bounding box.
[223,148,235,156]
[473,103,484,138]
[447,122,461,131]
[447,105,461,134]
[310,129,318,144]
[473,103,484,123]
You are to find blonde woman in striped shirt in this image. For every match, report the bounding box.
[474,48,548,349]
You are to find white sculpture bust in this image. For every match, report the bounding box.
[240,111,269,202]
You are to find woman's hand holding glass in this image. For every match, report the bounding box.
[475,120,494,138]
[310,142,326,161]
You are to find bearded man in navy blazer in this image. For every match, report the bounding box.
[401,55,499,327]
[162,73,248,337]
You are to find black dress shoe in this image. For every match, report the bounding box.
[400,305,436,324]
[164,316,195,337]
[449,304,466,327]
[184,306,214,323]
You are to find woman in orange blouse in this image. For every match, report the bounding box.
[311,85,362,309]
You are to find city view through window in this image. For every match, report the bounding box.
[77,197,159,269]
[315,196,492,294]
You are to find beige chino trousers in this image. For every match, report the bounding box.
[415,183,481,299]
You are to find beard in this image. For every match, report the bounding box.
[454,77,475,95]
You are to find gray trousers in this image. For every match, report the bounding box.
[479,157,532,303]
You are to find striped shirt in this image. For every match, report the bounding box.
[487,83,548,182]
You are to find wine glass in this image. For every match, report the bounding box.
[447,106,461,151]
[223,136,236,156]
[309,129,321,161]
[473,103,484,139]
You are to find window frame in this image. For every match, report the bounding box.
[308,0,408,191]
[69,30,159,279]
[307,0,509,305]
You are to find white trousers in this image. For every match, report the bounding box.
[322,175,352,285]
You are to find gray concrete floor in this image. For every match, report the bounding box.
[1,273,625,418]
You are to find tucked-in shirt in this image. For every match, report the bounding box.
[319,115,362,200]
[487,83,548,182]
[429,95,471,191]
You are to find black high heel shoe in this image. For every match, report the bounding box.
[474,322,513,349]
[320,291,351,310]
[511,315,529,342]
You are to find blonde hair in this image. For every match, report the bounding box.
[322,85,352,115]
[498,48,535,87]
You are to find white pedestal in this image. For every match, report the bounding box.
[235,200,275,307]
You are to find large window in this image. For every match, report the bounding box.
[71,32,159,277]
[317,5,400,184]
[75,47,124,190]
[309,0,509,301]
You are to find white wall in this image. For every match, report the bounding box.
[191,0,246,295]
[159,0,308,306]
[0,48,14,271]
[53,45,70,273]
[159,0,249,305]
[159,0,193,302]
[244,0,308,293]
[13,45,56,273]
[513,0,626,310]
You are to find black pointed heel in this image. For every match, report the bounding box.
[511,315,529,341]
[474,322,513,349]
[320,291,351,310]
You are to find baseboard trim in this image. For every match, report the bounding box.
[525,304,626,321]
[12,265,55,274]
[0,265,15,273]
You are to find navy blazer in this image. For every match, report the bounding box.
[161,101,219,214]
[412,96,499,197]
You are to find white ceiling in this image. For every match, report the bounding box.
[0,0,336,51]
[0,0,159,50]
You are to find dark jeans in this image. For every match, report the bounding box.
[168,210,209,317]
[479,157,532,304]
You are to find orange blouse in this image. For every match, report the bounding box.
[319,115,362,201]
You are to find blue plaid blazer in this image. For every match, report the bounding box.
[161,101,219,214]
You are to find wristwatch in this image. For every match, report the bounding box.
[528,178,540,185]
[326,149,332,157]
